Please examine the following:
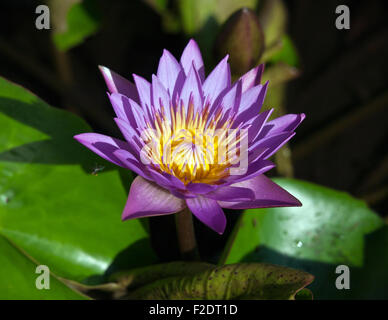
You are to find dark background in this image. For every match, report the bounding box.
[0,0,386,261]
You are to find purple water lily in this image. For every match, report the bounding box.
[74,39,305,234]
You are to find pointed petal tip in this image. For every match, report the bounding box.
[216,229,225,235]
[98,65,108,74]
[162,48,174,58]
[185,38,200,51]
[222,54,229,63]
[291,196,303,207]
[188,38,197,45]
[121,211,130,221]
[98,65,114,83]
[186,196,227,235]
[73,133,88,142]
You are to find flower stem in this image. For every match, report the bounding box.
[175,207,200,261]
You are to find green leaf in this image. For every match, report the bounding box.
[0,76,157,290]
[110,261,214,290]
[52,0,101,51]
[295,288,313,300]
[221,178,388,299]
[0,236,87,299]
[119,262,313,300]
[143,0,169,14]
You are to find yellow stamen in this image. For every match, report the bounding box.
[142,102,243,184]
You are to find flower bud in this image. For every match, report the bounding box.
[215,8,265,76]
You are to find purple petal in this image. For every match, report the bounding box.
[226,159,275,184]
[109,93,147,132]
[169,187,196,199]
[108,92,128,121]
[218,174,302,209]
[133,74,152,112]
[180,39,205,81]
[234,81,268,125]
[251,132,295,159]
[152,74,170,113]
[258,113,306,139]
[239,84,264,113]
[202,55,231,107]
[113,149,149,179]
[239,64,264,93]
[179,64,203,112]
[219,80,242,114]
[248,147,269,163]
[74,133,132,168]
[186,182,218,194]
[113,118,143,154]
[147,168,187,190]
[206,186,255,202]
[122,176,186,220]
[248,109,273,143]
[186,196,226,234]
[157,49,183,96]
[99,66,139,103]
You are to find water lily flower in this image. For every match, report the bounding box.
[74,39,305,234]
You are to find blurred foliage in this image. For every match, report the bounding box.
[51,0,101,51]
[143,0,296,73]
[221,178,388,299]
[177,0,258,35]
[257,0,287,50]
[0,76,157,298]
[215,8,265,75]
[267,35,299,67]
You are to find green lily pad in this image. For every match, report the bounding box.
[115,262,313,300]
[0,236,87,299]
[221,178,388,299]
[0,76,157,290]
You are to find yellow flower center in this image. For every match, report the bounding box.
[141,103,245,184]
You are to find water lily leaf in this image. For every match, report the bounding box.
[128,262,313,300]
[52,0,101,51]
[221,178,388,299]
[0,236,87,299]
[110,261,214,290]
[0,76,157,288]
[119,262,313,300]
[66,261,214,299]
